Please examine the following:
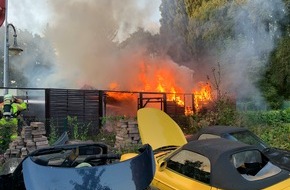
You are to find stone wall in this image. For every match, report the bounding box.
[4,122,49,159]
[114,120,141,149]
[4,119,142,158]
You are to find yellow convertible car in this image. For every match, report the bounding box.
[134,107,290,190]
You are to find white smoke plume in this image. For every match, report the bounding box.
[213,0,286,108]
[41,0,194,92]
[7,0,287,110]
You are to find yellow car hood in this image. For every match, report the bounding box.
[137,108,187,150]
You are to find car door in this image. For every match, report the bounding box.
[153,150,218,190]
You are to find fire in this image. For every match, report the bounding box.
[107,82,136,101]
[105,58,213,114]
[193,82,213,111]
[108,60,186,106]
[107,79,213,115]
[155,74,184,106]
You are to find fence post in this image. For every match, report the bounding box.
[45,89,50,136]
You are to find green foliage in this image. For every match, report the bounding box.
[213,97,238,125]
[173,96,239,135]
[193,97,238,126]
[225,109,290,150]
[239,109,290,126]
[0,123,17,153]
[249,124,290,150]
[257,0,290,108]
[160,0,240,59]
[159,0,289,107]
[159,0,192,62]
[173,93,290,150]
[185,0,228,20]
[119,28,160,55]
[67,116,90,141]
[259,32,290,109]
[92,128,116,148]
[48,121,58,145]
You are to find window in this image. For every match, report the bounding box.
[198,134,220,140]
[167,150,211,184]
[228,131,268,149]
[231,150,281,181]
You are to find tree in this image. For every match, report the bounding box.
[258,0,290,109]
[159,0,192,64]
[159,0,289,109]
[119,28,161,56]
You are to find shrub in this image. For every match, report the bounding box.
[67,116,90,141]
[92,128,116,148]
[0,122,17,153]
[239,109,290,126]
[248,123,290,150]
[184,97,238,130]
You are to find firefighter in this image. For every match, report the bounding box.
[0,94,27,149]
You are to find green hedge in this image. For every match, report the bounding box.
[224,109,290,150]
[240,108,290,126]
[248,123,290,150]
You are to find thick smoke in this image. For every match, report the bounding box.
[217,0,286,108]
[41,0,188,90]
[8,0,286,110]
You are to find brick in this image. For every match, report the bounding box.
[30,122,45,128]
[35,140,49,146]
[32,130,46,136]
[33,136,48,142]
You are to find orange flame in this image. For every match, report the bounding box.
[108,61,186,106]
[107,83,136,101]
[193,82,213,112]
[106,59,213,114]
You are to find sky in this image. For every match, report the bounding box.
[7,0,161,38]
[8,0,53,36]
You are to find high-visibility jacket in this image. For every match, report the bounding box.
[0,101,27,140]
[0,101,27,119]
[10,101,27,117]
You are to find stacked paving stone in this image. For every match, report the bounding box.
[114,120,141,149]
[30,122,49,149]
[4,122,49,159]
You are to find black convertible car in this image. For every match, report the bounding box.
[0,142,155,190]
[187,125,290,171]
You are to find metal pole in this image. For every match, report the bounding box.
[3,0,8,95]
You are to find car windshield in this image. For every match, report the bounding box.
[226,131,269,150]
